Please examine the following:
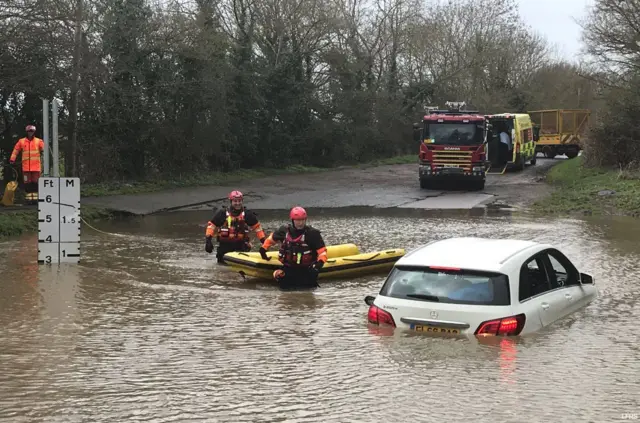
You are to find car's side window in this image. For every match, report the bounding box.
[541,249,580,288]
[519,254,552,302]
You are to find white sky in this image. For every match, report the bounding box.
[516,0,594,62]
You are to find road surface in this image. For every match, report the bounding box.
[81,157,560,215]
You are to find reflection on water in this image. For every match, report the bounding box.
[0,210,639,422]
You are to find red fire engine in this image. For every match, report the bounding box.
[414,101,489,191]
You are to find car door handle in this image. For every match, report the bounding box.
[541,302,550,310]
[564,293,573,300]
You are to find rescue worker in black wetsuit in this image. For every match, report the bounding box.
[204,190,266,263]
[258,206,328,290]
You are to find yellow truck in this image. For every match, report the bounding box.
[527,109,591,159]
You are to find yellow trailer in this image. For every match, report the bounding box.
[527,109,591,159]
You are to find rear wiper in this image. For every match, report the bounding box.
[406,294,440,302]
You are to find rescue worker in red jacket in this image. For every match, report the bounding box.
[9,125,45,203]
[259,206,328,290]
[205,190,266,263]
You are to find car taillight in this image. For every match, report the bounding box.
[367,305,396,327]
[475,314,525,336]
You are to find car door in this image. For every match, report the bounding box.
[518,253,566,328]
[542,249,588,315]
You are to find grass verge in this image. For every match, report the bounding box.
[532,156,640,217]
[81,154,416,197]
[0,209,39,239]
[0,205,120,241]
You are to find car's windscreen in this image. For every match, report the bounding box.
[424,122,484,145]
[379,266,511,306]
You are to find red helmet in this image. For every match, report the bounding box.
[228,190,243,200]
[26,125,36,132]
[290,206,307,220]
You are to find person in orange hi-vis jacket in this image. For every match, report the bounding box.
[259,206,328,290]
[204,190,267,263]
[9,125,45,203]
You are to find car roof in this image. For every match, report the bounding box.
[396,237,545,273]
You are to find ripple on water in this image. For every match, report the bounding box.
[0,213,639,422]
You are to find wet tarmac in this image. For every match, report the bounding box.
[81,157,560,215]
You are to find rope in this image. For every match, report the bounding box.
[80,216,127,237]
[3,161,126,238]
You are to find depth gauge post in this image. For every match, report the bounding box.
[42,99,50,176]
[38,177,81,264]
[37,98,81,265]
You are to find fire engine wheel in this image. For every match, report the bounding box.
[565,150,579,159]
[420,178,432,189]
[468,180,485,191]
[531,156,537,165]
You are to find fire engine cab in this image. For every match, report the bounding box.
[413,101,489,191]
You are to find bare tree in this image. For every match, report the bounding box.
[0,0,597,179]
[581,0,640,82]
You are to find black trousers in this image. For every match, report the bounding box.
[499,143,512,164]
[499,143,508,164]
[216,240,251,262]
[275,265,320,290]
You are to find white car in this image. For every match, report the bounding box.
[364,237,597,336]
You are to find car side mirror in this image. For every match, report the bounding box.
[364,295,376,306]
[580,273,594,284]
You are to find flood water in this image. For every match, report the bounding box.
[1,208,639,422]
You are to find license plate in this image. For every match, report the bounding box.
[410,324,460,334]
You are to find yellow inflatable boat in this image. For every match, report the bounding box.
[222,243,405,280]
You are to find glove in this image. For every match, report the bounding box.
[259,237,266,244]
[259,247,271,261]
[205,237,213,253]
[311,261,324,273]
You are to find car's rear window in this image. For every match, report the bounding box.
[379,266,511,306]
